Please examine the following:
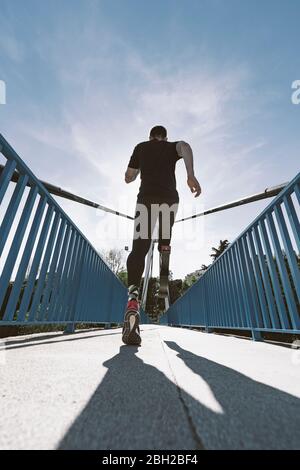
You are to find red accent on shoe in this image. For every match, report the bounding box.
[126,299,139,312]
[159,245,171,253]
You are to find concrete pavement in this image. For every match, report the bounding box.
[0,325,299,449]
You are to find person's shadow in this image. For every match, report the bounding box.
[164,341,300,450]
[58,342,300,450]
[59,345,200,450]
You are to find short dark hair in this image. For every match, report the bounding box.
[150,125,167,139]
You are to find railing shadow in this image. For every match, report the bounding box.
[1,331,122,351]
[1,327,159,351]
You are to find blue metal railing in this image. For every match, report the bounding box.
[0,134,128,327]
[166,172,300,339]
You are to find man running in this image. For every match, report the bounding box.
[122,125,201,345]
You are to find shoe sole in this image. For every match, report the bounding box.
[122,310,141,346]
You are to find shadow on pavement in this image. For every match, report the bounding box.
[164,341,300,449]
[2,331,122,351]
[58,345,202,450]
[59,341,300,450]
[58,340,300,450]
[3,327,159,351]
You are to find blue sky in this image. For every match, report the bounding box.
[0,0,299,278]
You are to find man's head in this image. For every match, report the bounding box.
[149,125,167,141]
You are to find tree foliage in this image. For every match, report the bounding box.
[100,248,125,275]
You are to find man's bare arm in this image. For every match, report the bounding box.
[176,141,201,197]
[125,167,140,184]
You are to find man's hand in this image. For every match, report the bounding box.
[187,175,201,197]
[125,167,139,184]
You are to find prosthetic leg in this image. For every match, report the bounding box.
[158,245,171,299]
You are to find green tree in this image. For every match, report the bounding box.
[210,239,230,261]
[169,279,183,304]
[117,270,128,286]
[100,248,125,275]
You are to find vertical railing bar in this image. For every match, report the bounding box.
[39,219,67,320]
[223,251,239,327]
[74,242,90,322]
[47,224,72,321]
[0,189,43,314]
[241,235,264,328]
[222,254,236,327]
[206,271,215,327]
[219,254,235,327]
[52,230,77,322]
[230,245,247,327]
[258,218,290,329]
[83,249,94,322]
[58,230,81,322]
[283,193,300,253]
[79,246,94,322]
[92,254,102,322]
[213,265,222,327]
[97,257,107,322]
[273,203,300,302]
[92,253,102,322]
[201,282,207,326]
[0,159,17,205]
[226,247,243,328]
[28,211,61,322]
[88,250,96,322]
[294,183,300,205]
[0,173,29,257]
[98,256,109,322]
[265,211,299,329]
[17,205,55,322]
[211,263,221,327]
[59,234,82,322]
[203,271,211,328]
[66,238,87,324]
[252,224,280,329]
[247,230,271,329]
[235,238,254,329]
[201,278,207,328]
[103,263,112,323]
[189,285,196,326]
[215,258,228,327]
[63,236,85,322]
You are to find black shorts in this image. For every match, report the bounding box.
[133,198,179,246]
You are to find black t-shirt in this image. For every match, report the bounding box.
[128,140,182,203]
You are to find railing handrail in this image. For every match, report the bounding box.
[175,181,289,224]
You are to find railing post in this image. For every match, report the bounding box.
[63,238,86,335]
[205,327,213,333]
[64,323,76,334]
[251,330,262,341]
